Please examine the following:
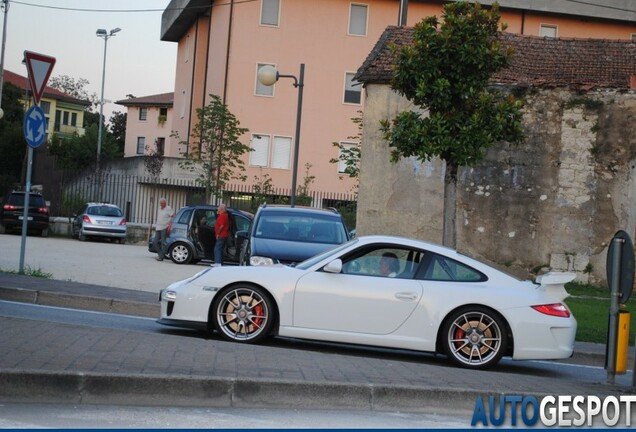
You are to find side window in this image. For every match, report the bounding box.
[234,215,251,232]
[341,247,423,279]
[139,107,148,121]
[177,209,192,224]
[343,72,361,104]
[539,24,557,38]
[422,254,487,282]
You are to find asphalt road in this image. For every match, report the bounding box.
[0,234,205,293]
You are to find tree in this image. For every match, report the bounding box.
[174,94,251,203]
[109,111,127,154]
[48,124,121,173]
[380,1,524,248]
[330,112,362,188]
[0,82,26,194]
[48,75,98,109]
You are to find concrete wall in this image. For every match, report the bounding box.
[357,84,636,284]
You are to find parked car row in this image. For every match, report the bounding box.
[149,203,354,267]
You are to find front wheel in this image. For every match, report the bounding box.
[441,306,508,370]
[212,285,274,343]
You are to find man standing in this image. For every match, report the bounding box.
[213,204,229,266]
[154,197,173,261]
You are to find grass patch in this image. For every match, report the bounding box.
[565,282,635,344]
[0,266,53,279]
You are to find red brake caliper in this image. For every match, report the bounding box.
[454,327,466,349]
[252,303,264,329]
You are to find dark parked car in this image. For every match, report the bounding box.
[238,204,351,266]
[71,203,128,243]
[150,205,253,264]
[0,191,50,237]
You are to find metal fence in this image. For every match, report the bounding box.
[54,172,358,228]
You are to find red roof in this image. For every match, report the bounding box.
[115,92,174,107]
[355,27,636,90]
[3,70,91,106]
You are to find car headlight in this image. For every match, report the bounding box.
[250,256,274,266]
[163,290,177,300]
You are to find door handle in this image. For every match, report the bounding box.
[395,292,418,301]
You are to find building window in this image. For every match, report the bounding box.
[256,63,275,96]
[159,107,168,117]
[337,142,357,173]
[632,34,636,42]
[62,111,69,125]
[54,110,61,132]
[271,136,291,169]
[71,112,77,127]
[40,101,51,115]
[349,4,368,36]
[250,134,270,167]
[156,137,165,156]
[260,0,280,26]
[344,73,361,104]
[139,107,148,121]
[136,137,146,155]
[539,24,557,38]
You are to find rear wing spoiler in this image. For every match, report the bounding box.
[535,272,577,301]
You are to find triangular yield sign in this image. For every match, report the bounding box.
[24,51,56,106]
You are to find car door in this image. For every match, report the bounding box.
[292,246,424,335]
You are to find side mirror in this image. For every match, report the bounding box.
[323,259,343,274]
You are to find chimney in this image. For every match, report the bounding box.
[398,0,409,26]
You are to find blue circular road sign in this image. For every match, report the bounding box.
[24,105,47,148]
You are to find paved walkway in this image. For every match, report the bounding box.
[0,272,634,418]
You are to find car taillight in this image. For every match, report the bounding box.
[166,222,173,236]
[38,207,48,214]
[83,215,92,223]
[531,303,571,318]
[3,204,17,211]
[119,218,127,226]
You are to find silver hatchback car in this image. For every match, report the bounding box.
[72,203,128,243]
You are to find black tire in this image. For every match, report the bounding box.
[441,306,508,370]
[212,285,274,343]
[40,228,49,237]
[169,243,193,264]
[0,224,6,234]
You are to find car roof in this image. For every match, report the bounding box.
[256,205,341,217]
[178,205,253,218]
[86,202,120,208]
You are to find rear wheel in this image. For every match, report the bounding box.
[40,228,49,238]
[169,243,193,264]
[212,285,274,343]
[441,306,508,370]
[0,224,5,234]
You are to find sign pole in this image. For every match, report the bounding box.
[606,236,622,384]
[18,146,33,273]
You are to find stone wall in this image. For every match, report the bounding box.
[357,84,636,284]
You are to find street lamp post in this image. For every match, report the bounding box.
[95,27,121,168]
[257,64,305,207]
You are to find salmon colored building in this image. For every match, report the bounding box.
[160,0,636,196]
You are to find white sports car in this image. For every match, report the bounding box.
[158,235,577,369]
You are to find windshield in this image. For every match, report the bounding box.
[254,211,348,244]
[295,238,359,270]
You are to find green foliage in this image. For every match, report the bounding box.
[61,192,86,216]
[0,266,53,278]
[174,94,250,203]
[381,1,524,247]
[296,163,315,206]
[48,124,121,173]
[143,139,164,178]
[109,111,127,154]
[48,75,98,109]
[0,82,26,194]
[330,112,362,185]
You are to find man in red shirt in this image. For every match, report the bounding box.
[214,204,230,266]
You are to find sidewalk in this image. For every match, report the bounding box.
[0,272,632,415]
